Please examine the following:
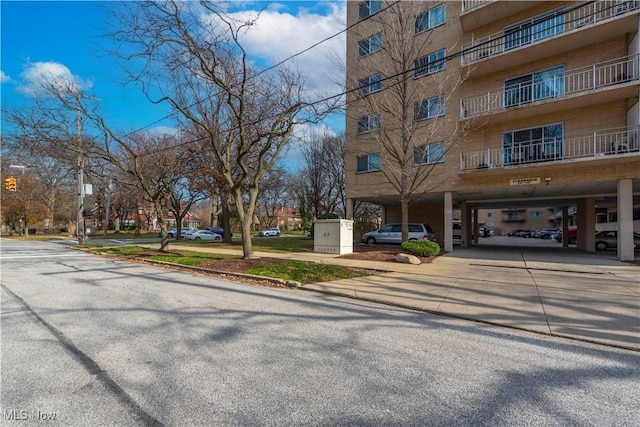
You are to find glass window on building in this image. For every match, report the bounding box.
[358,73,383,95]
[358,0,383,20]
[502,123,563,166]
[504,66,564,108]
[414,141,445,165]
[414,95,445,121]
[503,8,564,51]
[356,113,381,134]
[414,49,445,78]
[357,153,381,172]
[358,32,383,57]
[415,4,446,34]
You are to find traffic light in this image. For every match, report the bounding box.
[4,176,17,191]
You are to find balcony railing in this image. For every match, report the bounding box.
[462,0,492,12]
[460,126,640,171]
[462,1,640,64]
[461,55,640,118]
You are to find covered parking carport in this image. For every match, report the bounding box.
[446,177,639,261]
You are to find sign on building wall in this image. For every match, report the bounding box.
[509,177,540,186]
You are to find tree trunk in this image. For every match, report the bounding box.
[222,197,233,244]
[400,196,410,242]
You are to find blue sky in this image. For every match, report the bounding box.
[1,1,346,147]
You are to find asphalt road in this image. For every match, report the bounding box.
[1,239,639,426]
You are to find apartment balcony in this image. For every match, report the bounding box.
[460,54,640,123]
[460,1,545,32]
[460,126,640,172]
[461,1,640,77]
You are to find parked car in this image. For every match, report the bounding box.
[594,230,640,250]
[206,227,233,239]
[517,230,534,238]
[452,220,462,240]
[159,228,190,238]
[186,230,222,241]
[361,223,436,245]
[479,227,493,237]
[536,228,560,239]
[551,228,577,244]
[507,229,525,237]
[258,227,281,237]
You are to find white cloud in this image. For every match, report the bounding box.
[17,61,93,97]
[147,126,179,137]
[279,122,339,171]
[0,70,11,83]
[204,3,346,94]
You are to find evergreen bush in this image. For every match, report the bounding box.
[401,240,440,257]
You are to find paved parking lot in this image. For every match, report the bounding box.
[303,237,640,350]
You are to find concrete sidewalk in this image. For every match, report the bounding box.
[170,242,640,350]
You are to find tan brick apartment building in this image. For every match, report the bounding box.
[345,0,640,260]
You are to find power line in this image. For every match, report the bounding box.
[118,1,400,140]
[114,1,630,154]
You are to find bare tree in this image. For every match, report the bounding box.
[348,2,470,241]
[1,137,77,233]
[297,130,346,218]
[166,173,207,240]
[107,1,336,258]
[257,165,289,228]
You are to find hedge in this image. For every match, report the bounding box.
[401,240,441,257]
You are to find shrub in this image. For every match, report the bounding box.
[401,240,440,257]
[318,212,340,219]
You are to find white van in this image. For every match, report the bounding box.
[453,220,462,240]
[361,223,436,244]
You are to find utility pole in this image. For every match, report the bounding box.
[103,179,113,237]
[76,92,85,244]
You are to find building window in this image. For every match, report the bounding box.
[414,141,445,165]
[415,4,446,34]
[414,49,445,78]
[507,212,520,221]
[358,73,383,95]
[358,32,383,57]
[414,96,445,121]
[359,0,383,20]
[532,211,544,217]
[487,212,495,218]
[357,153,381,172]
[504,66,564,108]
[502,123,563,165]
[504,8,564,51]
[356,113,381,134]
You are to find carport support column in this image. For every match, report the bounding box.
[617,179,634,261]
[576,198,596,252]
[461,202,471,247]
[562,206,569,248]
[346,198,354,220]
[473,207,479,244]
[443,192,453,252]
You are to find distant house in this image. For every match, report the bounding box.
[273,206,302,231]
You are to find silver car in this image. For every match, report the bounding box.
[594,230,640,250]
[361,223,436,245]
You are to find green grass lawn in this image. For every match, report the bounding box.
[247,260,363,282]
[172,235,314,253]
[87,243,367,283]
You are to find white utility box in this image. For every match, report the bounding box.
[313,219,354,255]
